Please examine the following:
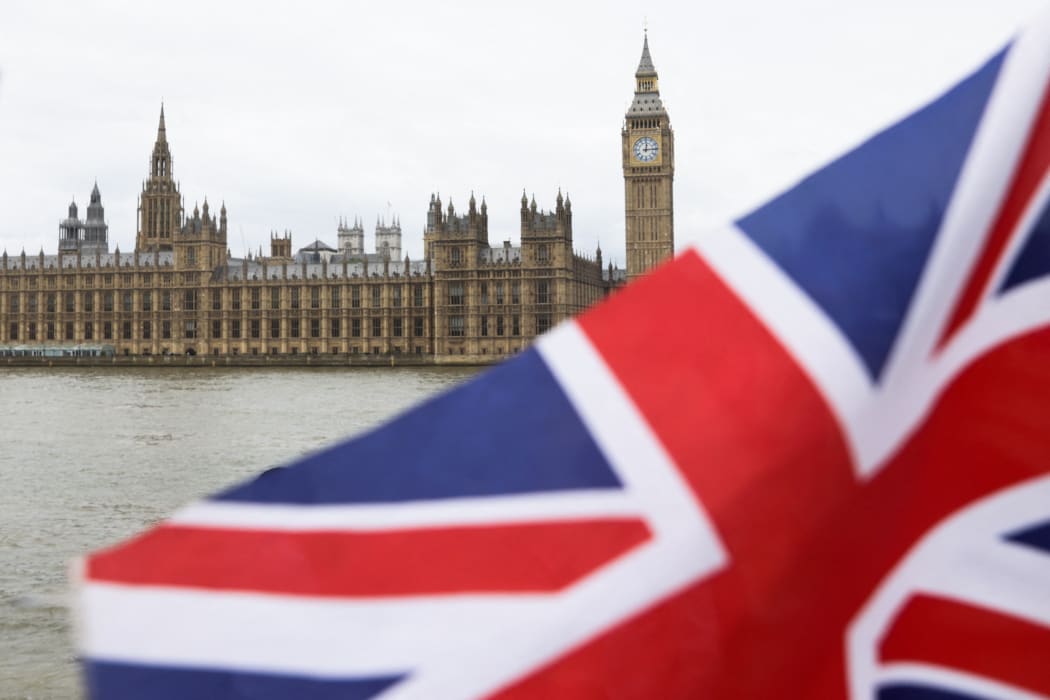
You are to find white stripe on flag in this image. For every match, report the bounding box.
[169,489,644,532]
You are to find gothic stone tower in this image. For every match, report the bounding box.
[623,32,674,283]
[83,182,109,255]
[136,105,184,253]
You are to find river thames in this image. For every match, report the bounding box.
[0,366,477,699]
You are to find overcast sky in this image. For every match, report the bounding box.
[0,0,1044,266]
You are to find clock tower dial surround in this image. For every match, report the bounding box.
[622,32,675,283]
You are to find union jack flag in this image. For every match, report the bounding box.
[76,12,1050,700]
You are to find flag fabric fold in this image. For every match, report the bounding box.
[76,11,1050,699]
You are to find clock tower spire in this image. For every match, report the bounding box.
[623,30,674,283]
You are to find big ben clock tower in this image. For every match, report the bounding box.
[623,31,674,283]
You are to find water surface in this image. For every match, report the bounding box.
[0,366,476,699]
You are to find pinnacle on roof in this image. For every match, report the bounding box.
[636,31,657,78]
[156,103,167,144]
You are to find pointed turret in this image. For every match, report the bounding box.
[151,103,173,179]
[83,181,109,254]
[636,32,656,77]
[157,103,167,144]
[60,197,82,253]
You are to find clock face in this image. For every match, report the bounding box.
[633,136,659,163]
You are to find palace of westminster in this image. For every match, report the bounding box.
[0,37,675,363]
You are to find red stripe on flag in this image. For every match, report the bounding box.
[492,253,1050,698]
[937,81,1050,349]
[87,519,650,596]
[881,593,1050,697]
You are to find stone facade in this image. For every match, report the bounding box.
[0,35,672,364]
[0,111,612,364]
[424,190,606,361]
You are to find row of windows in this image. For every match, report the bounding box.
[8,290,175,313]
[218,317,426,340]
[6,284,430,314]
[214,285,425,311]
[447,281,549,306]
[631,214,667,243]
[5,317,428,342]
[447,314,550,338]
[216,345,428,357]
[444,245,551,267]
[634,181,660,210]
[5,273,182,290]
[7,320,171,342]
[630,118,661,129]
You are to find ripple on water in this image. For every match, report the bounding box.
[132,432,175,445]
